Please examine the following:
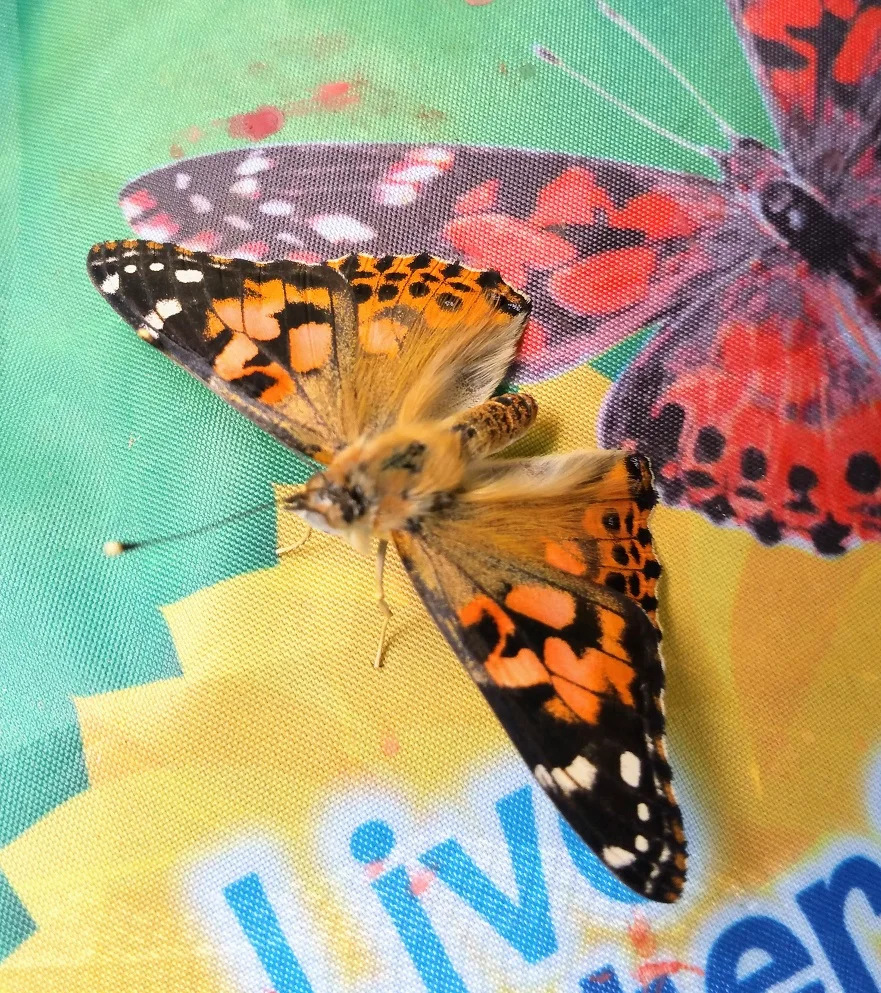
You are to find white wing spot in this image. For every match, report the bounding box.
[175,269,204,283]
[155,299,182,319]
[635,835,649,853]
[620,751,641,788]
[276,231,305,246]
[236,153,272,175]
[140,311,163,331]
[308,213,376,244]
[189,194,212,213]
[637,803,650,821]
[175,172,192,190]
[660,845,671,862]
[259,199,294,216]
[230,176,260,197]
[533,765,555,790]
[149,262,165,271]
[224,214,252,231]
[100,273,120,294]
[603,847,636,869]
[124,264,137,273]
[566,755,597,790]
[550,766,579,795]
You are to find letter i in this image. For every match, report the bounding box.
[350,819,469,993]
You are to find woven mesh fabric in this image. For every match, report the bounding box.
[3,1,881,990]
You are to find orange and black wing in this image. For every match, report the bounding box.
[88,241,530,460]
[394,452,686,902]
[88,239,361,462]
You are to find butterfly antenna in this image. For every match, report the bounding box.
[102,499,279,557]
[595,0,736,140]
[532,44,713,159]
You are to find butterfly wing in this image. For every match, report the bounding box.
[394,452,686,902]
[87,239,359,461]
[116,143,727,382]
[728,0,881,195]
[88,240,529,458]
[600,258,881,555]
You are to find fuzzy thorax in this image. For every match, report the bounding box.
[282,394,539,554]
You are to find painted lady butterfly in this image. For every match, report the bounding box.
[88,238,686,901]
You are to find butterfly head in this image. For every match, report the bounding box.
[283,474,375,555]
[716,137,792,193]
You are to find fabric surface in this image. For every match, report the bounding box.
[2,0,881,990]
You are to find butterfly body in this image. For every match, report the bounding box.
[88,238,685,901]
[286,393,538,554]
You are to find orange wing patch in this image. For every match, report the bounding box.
[326,252,526,347]
[548,455,662,626]
[458,586,638,727]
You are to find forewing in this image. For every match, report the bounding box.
[87,239,358,462]
[394,453,685,902]
[728,0,881,195]
[116,143,732,383]
[327,253,530,435]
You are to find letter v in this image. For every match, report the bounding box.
[418,786,557,964]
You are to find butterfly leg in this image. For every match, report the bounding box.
[374,538,393,669]
[276,525,312,557]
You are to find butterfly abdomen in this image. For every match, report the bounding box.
[446,393,538,458]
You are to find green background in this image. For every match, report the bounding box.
[0,0,771,955]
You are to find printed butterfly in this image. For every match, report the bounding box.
[88,238,686,902]
[116,0,881,557]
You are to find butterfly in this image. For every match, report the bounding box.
[114,0,881,558]
[87,237,687,902]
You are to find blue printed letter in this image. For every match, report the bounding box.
[797,855,881,993]
[224,873,315,993]
[350,819,468,993]
[706,915,816,993]
[418,786,557,964]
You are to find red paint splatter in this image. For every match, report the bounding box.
[465,0,495,5]
[183,125,203,143]
[365,861,385,881]
[381,733,400,757]
[409,869,435,897]
[169,143,184,159]
[635,962,705,985]
[230,240,270,259]
[125,189,157,211]
[628,911,657,960]
[549,245,657,316]
[444,213,577,287]
[227,105,286,141]
[180,230,220,251]
[517,318,548,364]
[454,179,500,215]
[315,80,360,110]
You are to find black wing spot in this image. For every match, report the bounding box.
[694,426,725,463]
[351,282,373,304]
[788,464,818,491]
[604,572,627,593]
[749,511,783,545]
[740,446,767,481]
[846,452,881,494]
[810,515,851,556]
